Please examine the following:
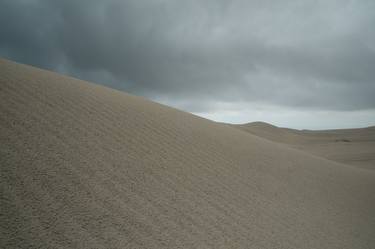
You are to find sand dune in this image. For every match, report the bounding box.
[234,122,375,170]
[1,58,374,249]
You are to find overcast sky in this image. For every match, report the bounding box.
[1,0,374,129]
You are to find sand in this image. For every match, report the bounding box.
[1,58,374,249]
[234,122,375,170]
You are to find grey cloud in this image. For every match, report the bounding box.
[1,0,375,117]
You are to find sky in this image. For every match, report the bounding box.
[1,0,374,129]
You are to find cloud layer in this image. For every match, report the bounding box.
[1,0,374,128]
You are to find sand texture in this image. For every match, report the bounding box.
[234,122,375,170]
[1,58,375,249]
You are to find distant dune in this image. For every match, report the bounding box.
[234,122,375,170]
[1,58,374,249]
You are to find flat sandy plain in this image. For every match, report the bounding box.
[1,58,374,249]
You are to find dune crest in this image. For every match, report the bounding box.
[234,122,375,169]
[1,58,374,249]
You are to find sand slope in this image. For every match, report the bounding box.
[234,122,375,169]
[1,58,374,249]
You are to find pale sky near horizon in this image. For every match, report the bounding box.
[1,0,374,129]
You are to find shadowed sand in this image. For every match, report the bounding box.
[1,58,374,249]
[234,122,375,170]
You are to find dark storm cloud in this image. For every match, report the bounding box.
[1,0,375,114]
